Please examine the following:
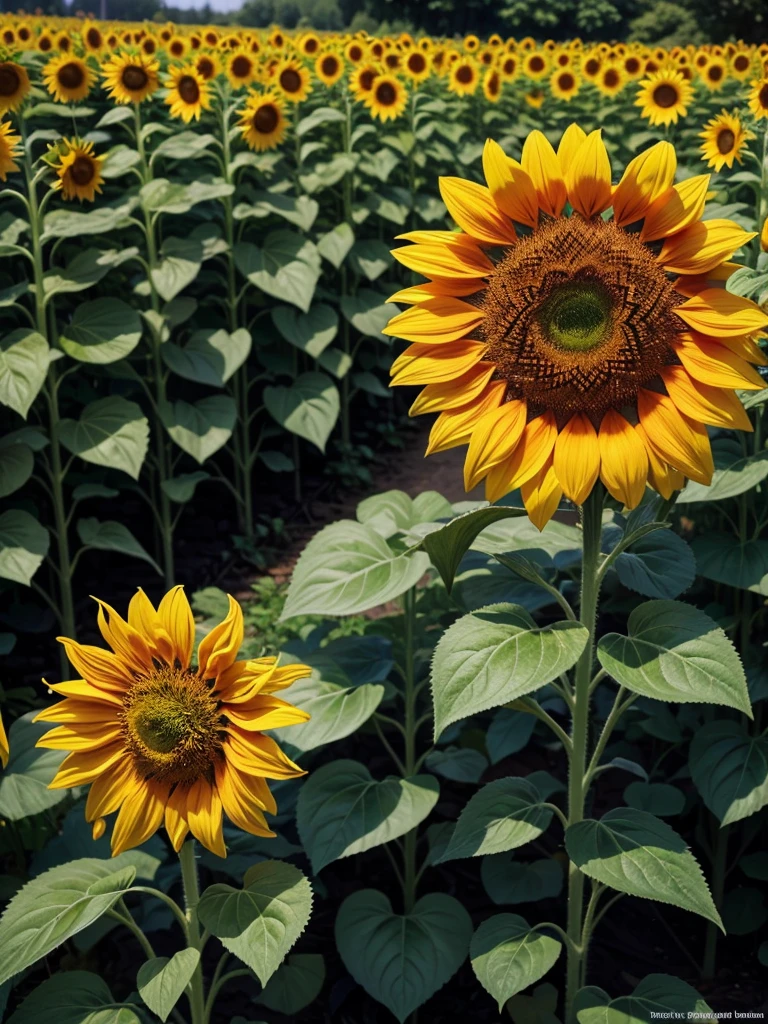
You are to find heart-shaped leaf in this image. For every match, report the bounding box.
[263,371,340,452]
[470,913,562,1010]
[689,721,768,825]
[138,949,200,1022]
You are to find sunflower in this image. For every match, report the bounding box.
[166,34,188,61]
[226,49,257,89]
[55,31,72,53]
[448,58,479,97]
[551,67,580,101]
[43,54,95,104]
[165,64,210,123]
[35,587,310,857]
[525,88,545,109]
[101,52,160,104]
[299,32,320,57]
[140,36,158,57]
[699,111,754,171]
[345,39,366,65]
[730,50,753,79]
[37,31,54,54]
[350,63,379,103]
[237,91,287,151]
[523,51,549,80]
[748,77,768,120]
[49,137,104,203]
[0,117,20,180]
[700,56,727,91]
[482,67,502,102]
[193,51,220,81]
[81,19,104,54]
[0,61,30,113]
[636,69,692,126]
[273,57,312,102]
[315,50,344,87]
[367,74,408,122]
[384,126,766,528]
[404,48,430,83]
[581,52,602,81]
[499,54,519,81]
[596,64,624,97]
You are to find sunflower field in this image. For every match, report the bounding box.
[1,12,768,1024]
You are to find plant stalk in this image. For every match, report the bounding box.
[179,840,207,1024]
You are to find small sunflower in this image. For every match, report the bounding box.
[0,61,30,113]
[226,49,257,89]
[404,48,430,83]
[299,32,320,57]
[551,67,580,101]
[525,88,545,109]
[448,58,479,97]
[499,54,519,81]
[699,111,754,171]
[482,67,502,103]
[748,77,768,120]
[349,63,379,103]
[523,51,549,80]
[315,50,344,87]
[0,117,21,181]
[367,74,408,122]
[101,52,160,104]
[636,69,692,127]
[165,64,210,123]
[35,587,310,858]
[345,39,366,65]
[237,91,287,151]
[730,50,753,79]
[193,51,220,81]
[384,126,765,527]
[81,19,104,54]
[166,34,188,61]
[37,31,54,54]
[700,56,727,91]
[273,58,312,103]
[596,64,624,97]
[49,137,104,203]
[43,54,95,104]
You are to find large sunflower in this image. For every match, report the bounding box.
[43,54,95,104]
[385,126,766,528]
[273,57,312,102]
[315,50,344,87]
[0,61,30,113]
[0,117,20,180]
[237,91,287,151]
[748,77,768,120]
[636,69,692,126]
[49,137,104,202]
[164,64,210,122]
[35,587,310,857]
[101,52,160,104]
[699,111,754,171]
[366,74,408,122]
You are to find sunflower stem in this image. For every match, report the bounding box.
[565,486,604,1021]
[402,586,418,916]
[179,840,207,1024]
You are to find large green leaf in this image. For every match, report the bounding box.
[357,488,452,537]
[0,858,138,985]
[162,328,251,386]
[317,222,354,269]
[677,437,768,503]
[0,712,66,820]
[565,808,722,928]
[296,760,439,873]
[236,192,319,232]
[0,329,48,418]
[256,954,325,1015]
[420,504,528,591]
[137,949,200,1023]
[470,914,561,1010]
[151,237,203,302]
[76,518,161,575]
[275,673,384,753]
[263,372,340,452]
[160,395,236,463]
[335,889,472,1023]
[6,971,142,1024]
[431,603,588,738]
[271,304,338,358]
[296,105,345,136]
[437,777,553,862]
[41,198,138,241]
[43,247,138,298]
[281,519,430,619]
[575,974,716,1024]
[614,530,696,600]
[196,860,312,986]
[689,721,768,826]
[0,440,34,497]
[59,397,149,480]
[0,509,49,586]
[140,177,234,215]
[59,298,142,364]
[597,600,751,715]
[691,533,768,595]
[341,289,396,342]
[481,855,563,905]
[234,232,321,313]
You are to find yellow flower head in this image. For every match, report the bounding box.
[43,54,96,104]
[237,91,287,151]
[164,64,211,123]
[384,126,766,528]
[101,51,160,105]
[448,58,479,97]
[225,48,258,89]
[366,74,408,122]
[49,137,104,203]
[35,587,310,857]
[635,69,692,126]
[272,57,312,102]
[0,61,30,113]
[748,77,768,121]
[0,117,21,181]
[699,110,754,171]
[315,50,344,87]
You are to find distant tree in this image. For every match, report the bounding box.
[348,9,378,32]
[309,0,343,29]
[628,0,706,46]
[239,0,275,25]
[274,0,301,25]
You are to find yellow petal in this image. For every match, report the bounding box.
[225,727,305,780]
[94,599,154,674]
[0,714,8,769]
[463,399,527,490]
[111,779,167,857]
[598,409,649,508]
[36,722,122,751]
[681,413,715,480]
[556,124,587,175]
[660,220,755,276]
[391,241,493,280]
[197,595,243,680]
[612,141,676,227]
[426,381,507,455]
[482,138,539,227]
[673,336,766,389]
[92,818,106,840]
[553,412,600,505]
[484,411,557,502]
[47,741,125,790]
[383,298,485,344]
[186,777,226,858]
[57,639,133,692]
[35,698,116,724]
[86,760,141,822]
[439,175,517,246]
[677,288,768,339]
[637,422,685,500]
[44,678,123,706]
[521,454,562,530]
[390,340,487,386]
[410,363,496,415]
[165,785,191,852]
[216,760,276,838]
[637,389,711,485]
[565,129,612,219]
[521,130,566,218]
[226,694,311,731]
[157,586,195,670]
[661,365,753,430]
[387,280,483,303]
[640,174,710,242]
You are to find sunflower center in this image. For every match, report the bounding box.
[0,65,20,96]
[717,128,735,154]
[652,83,678,108]
[321,56,337,75]
[231,55,251,78]
[86,28,101,47]
[123,65,149,91]
[70,155,95,186]
[481,216,682,420]
[559,72,576,90]
[280,68,301,92]
[376,81,397,105]
[254,103,278,133]
[409,53,426,72]
[178,75,200,104]
[123,666,222,783]
[456,65,473,83]
[58,62,84,89]
[359,69,375,90]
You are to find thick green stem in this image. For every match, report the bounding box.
[402,587,417,914]
[702,824,729,979]
[565,488,604,1020]
[340,94,353,447]
[179,840,207,1024]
